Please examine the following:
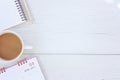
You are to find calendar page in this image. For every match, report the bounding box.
[0,57,45,80]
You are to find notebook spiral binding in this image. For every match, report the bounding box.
[18,58,28,66]
[15,0,27,21]
[0,58,27,74]
[0,68,6,74]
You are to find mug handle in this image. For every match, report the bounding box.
[24,45,33,50]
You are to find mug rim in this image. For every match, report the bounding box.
[0,30,24,63]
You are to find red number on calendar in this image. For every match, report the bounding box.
[29,62,34,67]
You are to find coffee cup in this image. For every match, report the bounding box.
[0,30,30,63]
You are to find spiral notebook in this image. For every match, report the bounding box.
[0,0,30,31]
[0,57,45,80]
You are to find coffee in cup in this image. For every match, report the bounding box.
[0,30,24,62]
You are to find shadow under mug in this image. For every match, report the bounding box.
[0,30,30,63]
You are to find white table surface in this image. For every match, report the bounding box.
[1,0,120,80]
[8,0,120,54]
[1,55,120,80]
[24,55,120,80]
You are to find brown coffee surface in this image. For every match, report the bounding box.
[0,33,22,60]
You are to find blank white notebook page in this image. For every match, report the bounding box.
[0,0,25,31]
[0,57,45,80]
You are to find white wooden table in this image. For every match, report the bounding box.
[25,55,120,80]
[1,0,120,80]
[9,0,120,54]
[1,55,120,80]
